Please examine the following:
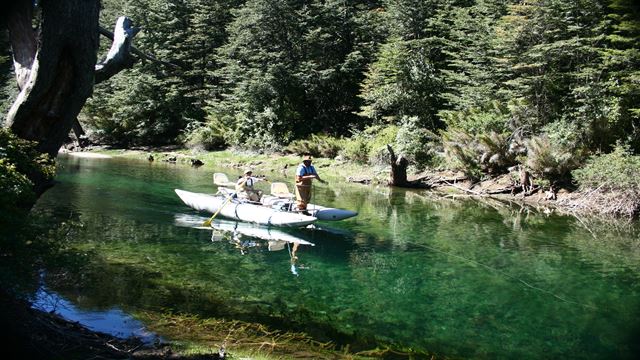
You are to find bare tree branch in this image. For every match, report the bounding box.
[98,25,180,70]
[95,16,140,84]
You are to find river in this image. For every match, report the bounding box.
[30,154,640,359]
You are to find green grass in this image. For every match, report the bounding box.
[134,311,374,360]
[92,148,388,184]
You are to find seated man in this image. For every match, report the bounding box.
[235,169,265,202]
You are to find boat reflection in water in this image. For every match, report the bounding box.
[174,214,316,275]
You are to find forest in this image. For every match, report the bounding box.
[90,0,639,192]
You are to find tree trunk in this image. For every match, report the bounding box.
[387,144,409,186]
[6,0,100,157]
[6,0,36,91]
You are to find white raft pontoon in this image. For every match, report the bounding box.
[175,189,316,227]
[174,173,357,227]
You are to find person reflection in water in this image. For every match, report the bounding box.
[230,232,260,255]
[289,242,300,276]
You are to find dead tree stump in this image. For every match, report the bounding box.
[387,144,409,186]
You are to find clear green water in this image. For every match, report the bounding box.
[32,155,640,359]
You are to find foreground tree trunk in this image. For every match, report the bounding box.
[5,0,100,157]
[4,0,141,159]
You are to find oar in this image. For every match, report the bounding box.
[203,193,234,227]
[204,175,249,227]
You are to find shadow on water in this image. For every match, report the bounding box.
[32,284,161,344]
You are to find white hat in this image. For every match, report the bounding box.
[243,168,252,174]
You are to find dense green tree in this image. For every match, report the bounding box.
[0,31,15,118]
[0,129,55,246]
[596,0,640,151]
[214,0,305,148]
[85,0,188,145]
[487,0,639,154]
[84,0,239,146]
[296,0,380,135]
[359,0,447,130]
[36,0,639,164]
[182,0,243,114]
[501,1,606,134]
[213,0,382,148]
[440,0,512,114]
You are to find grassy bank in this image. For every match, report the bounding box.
[91,147,389,184]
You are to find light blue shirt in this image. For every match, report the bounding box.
[296,164,317,177]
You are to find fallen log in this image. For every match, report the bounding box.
[444,181,483,196]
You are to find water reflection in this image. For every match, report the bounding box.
[174,215,320,276]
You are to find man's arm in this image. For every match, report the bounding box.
[302,171,326,183]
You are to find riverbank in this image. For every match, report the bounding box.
[1,291,171,360]
[64,146,639,221]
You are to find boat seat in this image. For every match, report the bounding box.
[217,187,237,198]
[271,182,295,199]
[213,172,236,187]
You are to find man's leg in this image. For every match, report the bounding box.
[295,185,311,215]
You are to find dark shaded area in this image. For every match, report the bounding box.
[0,290,221,360]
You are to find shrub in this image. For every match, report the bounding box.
[366,125,399,165]
[439,100,511,135]
[541,120,582,150]
[338,124,401,165]
[477,131,517,175]
[340,134,370,163]
[573,144,640,192]
[285,138,317,156]
[570,144,640,218]
[284,134,343,158]
[316,135,343,158]
[442,129,483,180]
[442,128,520,179]
[0,129,55,193]
[235,132,284,153]
[395,116,439,170]
[0,129,55,245]
[226,110,287,152]
[183,118,229,151]
[0,159,35,213]
[525,135,582,185]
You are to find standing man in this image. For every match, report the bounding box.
[294,155,326,215]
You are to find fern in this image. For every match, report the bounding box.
[443,129,483,180]
[477,132,516,175]
[525,135,582,184]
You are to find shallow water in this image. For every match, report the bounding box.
[32,285,160,344]
[31,154,640,359]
